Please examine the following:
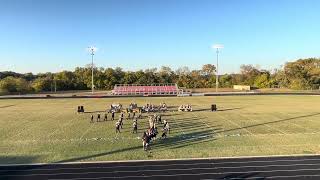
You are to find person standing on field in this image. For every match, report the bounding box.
[115,121,121,133]
[111,111,115,120]
[132,121,138,133]
[104,113,108,121]
[97,113,101,122]
[90,114,94,123]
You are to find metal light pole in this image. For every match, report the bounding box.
[88,46,97,94]
[54,80,57,93]
[212,44,223,92]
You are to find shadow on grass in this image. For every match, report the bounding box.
[0,155,39,165]
[151,113,220,150]
[217,112,320,134]
[167,105,179,109]
[84,110,106,114]
[192,107,244,112]
[161,113,181,117]
[0,155,40,178]
[58,115,219,163]
[218,107,244,112]
[0,104,16,109]
[173,117,207,122]
[56,145,142,163]
[192,108,211,112]
[0,112,220,167]
[153,129,217,150]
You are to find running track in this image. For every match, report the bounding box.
[1,155,320,180]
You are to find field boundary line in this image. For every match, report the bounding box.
[5,164,320,177]
[3,161,320,172]
[1,153,320,167]
[47,172,320,180]
[50,175,320,180]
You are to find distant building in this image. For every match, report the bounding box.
[233,85,251,91]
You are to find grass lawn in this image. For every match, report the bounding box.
[0,95,320,164]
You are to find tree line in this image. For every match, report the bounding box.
[0,58,319,95]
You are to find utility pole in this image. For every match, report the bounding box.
[88,46,97,94]
[212,44,223,92]
[54,80,57,93]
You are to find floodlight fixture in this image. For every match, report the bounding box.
[212,44,224,49]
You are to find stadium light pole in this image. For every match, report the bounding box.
[212,44,224,92]
[88,46,97,94]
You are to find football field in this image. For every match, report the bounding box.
[0,95,320,164]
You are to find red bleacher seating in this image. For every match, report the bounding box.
[112,84,179,95]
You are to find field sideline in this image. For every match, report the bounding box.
[0,95,320,164]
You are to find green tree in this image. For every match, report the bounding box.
[254,74,270,88]
[201,64,216,76]
[219,74,232,88]
[0,76,31,94]
[123,72,137,84]
[32,77,53,92]
[240,64,262,86]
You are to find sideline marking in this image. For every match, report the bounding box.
[1,153,320,167]
[7,167,320,178]
[2,161,320,173]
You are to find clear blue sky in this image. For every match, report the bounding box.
[0,0,320,74]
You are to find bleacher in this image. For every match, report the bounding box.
[112,84,180,95]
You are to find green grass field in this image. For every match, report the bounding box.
[1,95,320,164]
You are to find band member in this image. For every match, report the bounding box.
[90,114,94,123]
[119,117,123,129]
[104,113,108,121]
[132,121,138,133]
[127,112,131,120]
[162,127,168,138]
[111,111,115,120]
[115,121,121,133]
[97,113,101,122]
[163,120,167,128]
[142,131,150,151]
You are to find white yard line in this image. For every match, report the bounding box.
[276,112,315,133]
[46,116,77,139]
[171,112,186,136]
[235,111,287,135]
[193,99,254,136]
[190,111,219,138]
[191,112,212,129]
[79,123,95,140]
[9,111,64,140]
[213,109,255,136]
